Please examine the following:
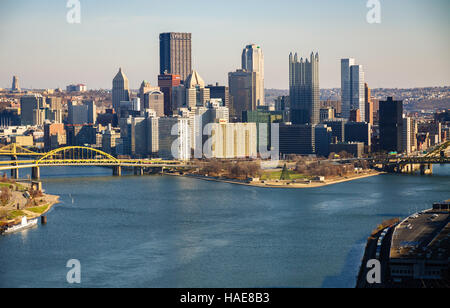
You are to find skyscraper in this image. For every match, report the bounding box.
[289,52,320,125]
[379,97,403,152]
[341,58,355,119]
[341,59,365,120]
[112,68,130,113]
[242,44,264,106]
[158,74,181,116]
[159,32,192,82]
[365,83,374,125]
[12,76,20,92]
[228,69,257,121]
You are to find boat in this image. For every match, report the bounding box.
[3,216,38,235]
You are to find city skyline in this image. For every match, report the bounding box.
[0,0,449,90]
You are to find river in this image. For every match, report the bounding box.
[0,165,449,288]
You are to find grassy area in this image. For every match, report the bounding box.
[260,170,308,181]
[7,210,26,220]
[0,182,27,191]
[27,205,49,215]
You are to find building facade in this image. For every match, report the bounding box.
[159,32,192,82]
[289,52,320,125]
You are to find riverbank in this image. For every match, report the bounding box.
[169,170,384,189]
[0,181,60,231]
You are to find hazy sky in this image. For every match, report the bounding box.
[0,0,449,90]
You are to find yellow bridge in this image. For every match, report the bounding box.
[0,145,188,179]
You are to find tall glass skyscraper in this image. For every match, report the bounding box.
[289,52,320,125]
[159,33,192,83]
[242,44,264,106]
[341,59,365,121]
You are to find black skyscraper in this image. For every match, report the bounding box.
[379,97,403,152]
[159,33,192,83]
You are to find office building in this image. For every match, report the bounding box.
[144,90,165,117]
[112,68,130,112]
[289,52,320,125]
[279,124,316,155]
[243,110,283,152]
[207,123,257,159]
[102,125,121,155]
[324,119,347,143]
[206,83,230,109]
[402,117,418,155]
[315,124,333,157]
[228,69,257,121]
[345,121,371,150]
[350,109,361,122]
[158,117,190,160]
[379,97,403,152]
[66,84,87,92]
[341,59,365,120]
[320,108,335,122]
[20,94,45,126]
[159,32,192,82]
[365,83,374,125]
[44,123,66,151]
[242,44,264,106]
[158,74,181,116]
[184,70,210,108]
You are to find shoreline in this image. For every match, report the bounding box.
[0,193,60,229]
[168,171,384,189]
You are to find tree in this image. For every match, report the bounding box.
[0,187,12,206]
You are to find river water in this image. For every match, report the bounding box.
[0,166,449,288]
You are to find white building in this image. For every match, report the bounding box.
[206,123,257,159]
[403,117,418,154]
[342,59,366,120]
[242,44,264,106]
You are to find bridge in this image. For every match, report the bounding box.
[0,145,189,180]
[372,141,450,175]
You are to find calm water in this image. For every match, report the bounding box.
[0,165,449,288]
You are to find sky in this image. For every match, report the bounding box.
[0,0,449,90]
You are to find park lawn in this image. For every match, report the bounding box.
[27,205,49,215]
[0,182,27,191]
[261,170,307,181]
[7,210,26,220]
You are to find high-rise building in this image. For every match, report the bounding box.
[112,68,130,112]
[289,52,320,125]
[228,69,258,121]
[280,124,317,155]
[350,65,365,121]
[379,97,403,152]
[139,80,159,104]
[159,32,192,82]
[365,83,374,125]
[184,70,210,108]
[206,83,230,108]
[68,101,97,125]
[402,117,418,155]
[242,44,264,106]
[207,123,257,159]
[345,121,371,149]
[158,74,181,116]
[158,117,190,160]
[12,76,20,92]
[20,94,45,126]
[144,91,165,117]
[341,59,365,120]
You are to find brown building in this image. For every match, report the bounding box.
[158,74,181,116]
[350,109,361,122]
[365,83,374,125]
[44,123,66,151]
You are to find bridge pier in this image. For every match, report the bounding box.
[10,168,19,180]
[134,167,144,176]
[32,166,40,180]
[420,164,433,176]
[113,166,122,177]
